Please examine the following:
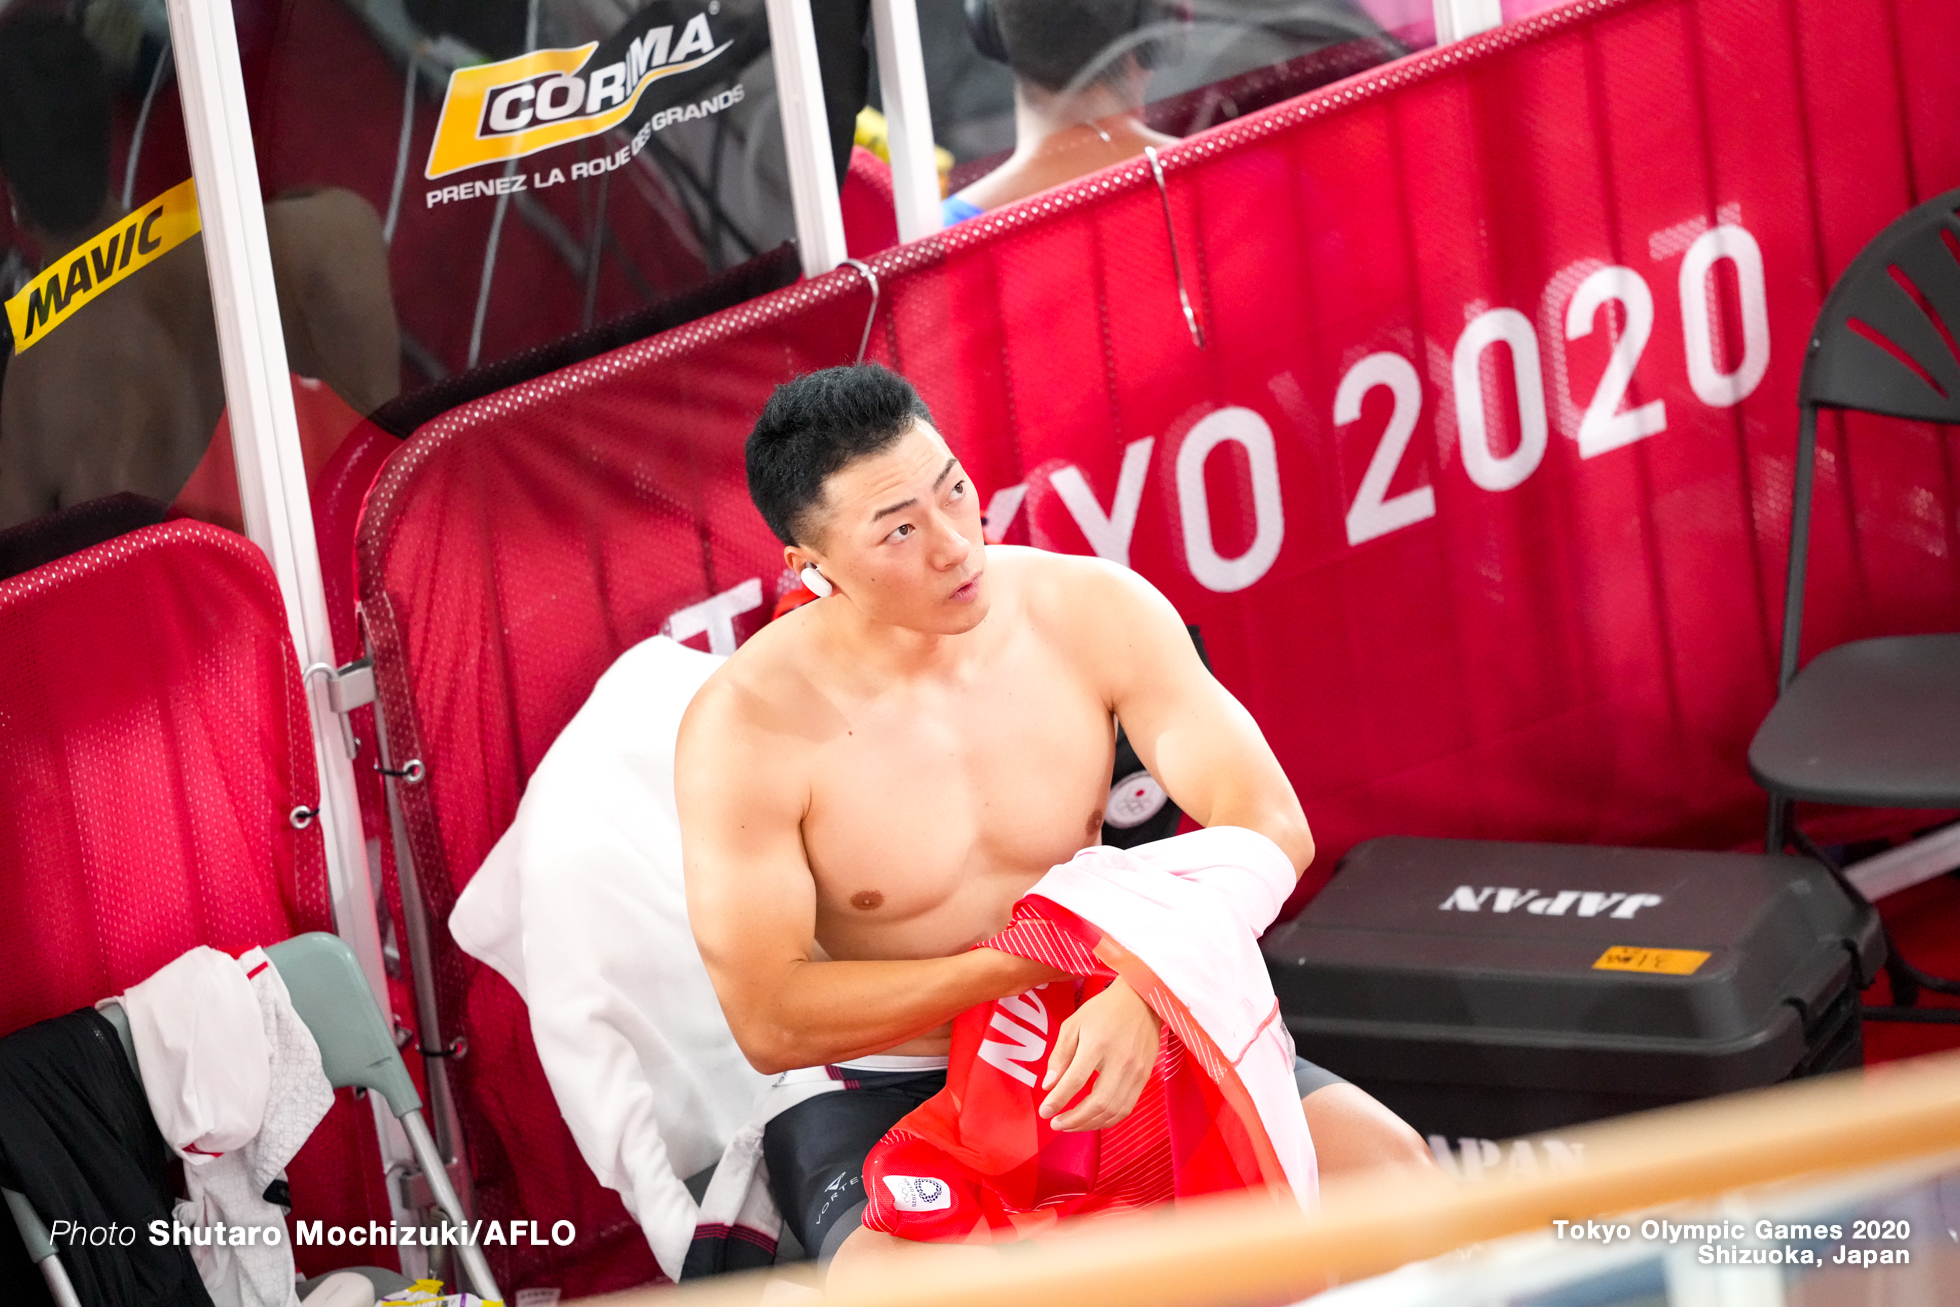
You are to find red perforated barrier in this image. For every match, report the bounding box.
[358,0,1960,1292]
[0,523,393,1279]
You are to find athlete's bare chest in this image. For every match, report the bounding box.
[800,648,1115,959]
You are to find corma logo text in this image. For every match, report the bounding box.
[426,12,730,179]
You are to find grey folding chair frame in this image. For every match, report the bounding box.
[265,933,502,1302]
[2,933,501,1304]
[4,1184,82,1307]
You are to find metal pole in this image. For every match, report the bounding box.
[163,0,423,1269]
[163,0,388,1012]
[764,0,848,275]
[870,0,943,242]
[1433,0,1502,42]
[1778,406,1820,693]
[403,1110,501,1302]
[372,700,472,1204]
[1763,404,1821,861]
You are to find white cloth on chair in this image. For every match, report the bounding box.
[450,635,771,1281]
[116,944,335,1306]
[118,945,269,1163]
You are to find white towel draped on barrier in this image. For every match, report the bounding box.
[450,635,770,1281]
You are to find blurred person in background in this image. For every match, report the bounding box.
[941,0,1183,225]
[0,11,398,531]
[936,0,1401,224]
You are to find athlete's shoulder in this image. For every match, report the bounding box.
[990,543,1124,590]
[997,545,1167,626]
[679,609,822,752]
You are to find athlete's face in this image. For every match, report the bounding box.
[789,422,989,636]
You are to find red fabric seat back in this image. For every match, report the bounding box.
[842,145,900,259]
[357,343,796,1292]
[0,522,391,1278]
[0,492,170,584]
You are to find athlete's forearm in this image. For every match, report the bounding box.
[736,947,1061,1074]
[1195,793,1315,879]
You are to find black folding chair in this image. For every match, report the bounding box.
[1750,186,1960,1020]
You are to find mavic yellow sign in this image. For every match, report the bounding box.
[425,13,731,180]
[4,178,200,353]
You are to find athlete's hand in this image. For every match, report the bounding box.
[1039,978,1163,1131]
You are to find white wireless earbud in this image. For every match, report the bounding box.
[800,564,833,598]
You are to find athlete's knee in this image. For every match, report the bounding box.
[825,1224,1001,1292]
[1301,1082,1437,1178]
[824,1225,901,1291]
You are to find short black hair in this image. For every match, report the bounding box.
[995,0,1165,95]
[746,364,934,548]
[0,14,112,234]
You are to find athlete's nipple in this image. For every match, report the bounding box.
[850,889,885,911]
[1086,809,1105,844]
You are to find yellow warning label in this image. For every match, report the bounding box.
[4,178,200,353]
[1593,945,1711,976]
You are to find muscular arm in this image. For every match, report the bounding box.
[678,678,1057,1075]
[1072,561,1314,877]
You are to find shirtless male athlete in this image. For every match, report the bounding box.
[678,365,1428,1279]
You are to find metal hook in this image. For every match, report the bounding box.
[842,257,880,366]
[420,1035,468,1060]
[303,659,373,760]
[377,758,426,785]
[289,805,318,830]
[1144,146,1205,350]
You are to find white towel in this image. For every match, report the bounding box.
[118,945,335,1306]
[118,945,269,1165]
[449,635,770,1281]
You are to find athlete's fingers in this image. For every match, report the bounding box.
[1044,1067,1105,1125]
[1044,981,1161,1126]
[1052,1071,1131,1131]
[1040,1024,1097,1117]
[1053,1051,1148,1130]
[1041,1017,1081,1093]
[1051,1096,1113,1131]
[1051,1041,1150,1130]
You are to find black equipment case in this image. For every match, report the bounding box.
[1262,838,1885,1142]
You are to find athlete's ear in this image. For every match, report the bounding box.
[783,545,833,597]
